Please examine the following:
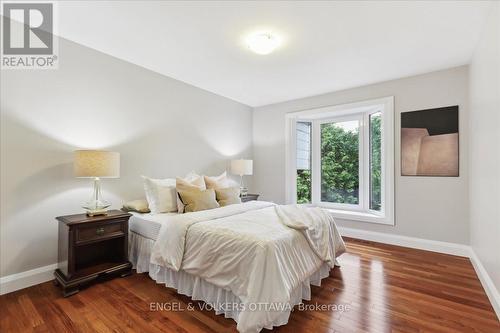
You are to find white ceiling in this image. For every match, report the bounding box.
[57,1,491,107]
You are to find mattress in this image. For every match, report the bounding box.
[128,211,177,241]
[129,202,260,241]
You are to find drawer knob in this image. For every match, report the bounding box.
[96,227,105,235]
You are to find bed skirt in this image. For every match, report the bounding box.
[129,231,332,331]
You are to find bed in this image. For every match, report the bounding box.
[128,201,346,333]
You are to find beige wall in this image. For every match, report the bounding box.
[253,66,469,244]
[469,3,500,296]
[0,37,253,277]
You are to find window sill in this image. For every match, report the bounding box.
[322,207,394,225]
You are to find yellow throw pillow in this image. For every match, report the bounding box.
[215,187,241,207]
[178,188,220,213]
[176,174,207,213]
[122,199,150,213]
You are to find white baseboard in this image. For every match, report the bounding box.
[469,250,500,319]
[0,263,57,295]
[339,227,471,257]
[339,227,499,320]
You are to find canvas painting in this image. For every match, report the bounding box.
[401,106,459,176]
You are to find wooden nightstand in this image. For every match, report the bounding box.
[54,210,132,297]
[241,194,259,202]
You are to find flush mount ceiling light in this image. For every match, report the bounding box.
[246,32,281,55]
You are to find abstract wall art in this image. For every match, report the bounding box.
[401,106,459,176]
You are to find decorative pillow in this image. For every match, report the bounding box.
[178,188,219,213]
[215,187,241,207]
[176,172,206,213]
[142,176,177,214]
[180,171,206,189]
[122,199,150,213]
[204,171,230,189]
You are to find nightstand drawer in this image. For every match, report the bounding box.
[76,220,125,244]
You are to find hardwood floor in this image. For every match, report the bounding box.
[1,238,499,333]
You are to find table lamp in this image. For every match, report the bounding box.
[74,150,120,216]
[230,159,253,197]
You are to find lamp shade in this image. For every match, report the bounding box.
[230,159,253,176]
[74,150,120,178]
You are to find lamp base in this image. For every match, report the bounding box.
[82,200,111,216]
[85,208,109,217]
[83,178,111,216]
[240,187,248,197]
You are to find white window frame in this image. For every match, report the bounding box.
[285,96,394,225]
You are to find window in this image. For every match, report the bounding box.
[286,97,394,225]
[296,122,312,204]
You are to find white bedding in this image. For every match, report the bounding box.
[129,231,333,328]
[275,204,342,266]
[129,211,177,240]
[149,201,346,333]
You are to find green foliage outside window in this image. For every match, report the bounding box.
[369,114,382,211]
[296,169,311,204]
[296,115,381,210]
[320,123,359,204]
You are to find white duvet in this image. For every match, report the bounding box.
[150,201,346,333]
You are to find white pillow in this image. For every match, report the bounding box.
[204,171,230,189]
[142,176,177,214]
[182,171,206,189]
[176,172,206,213]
